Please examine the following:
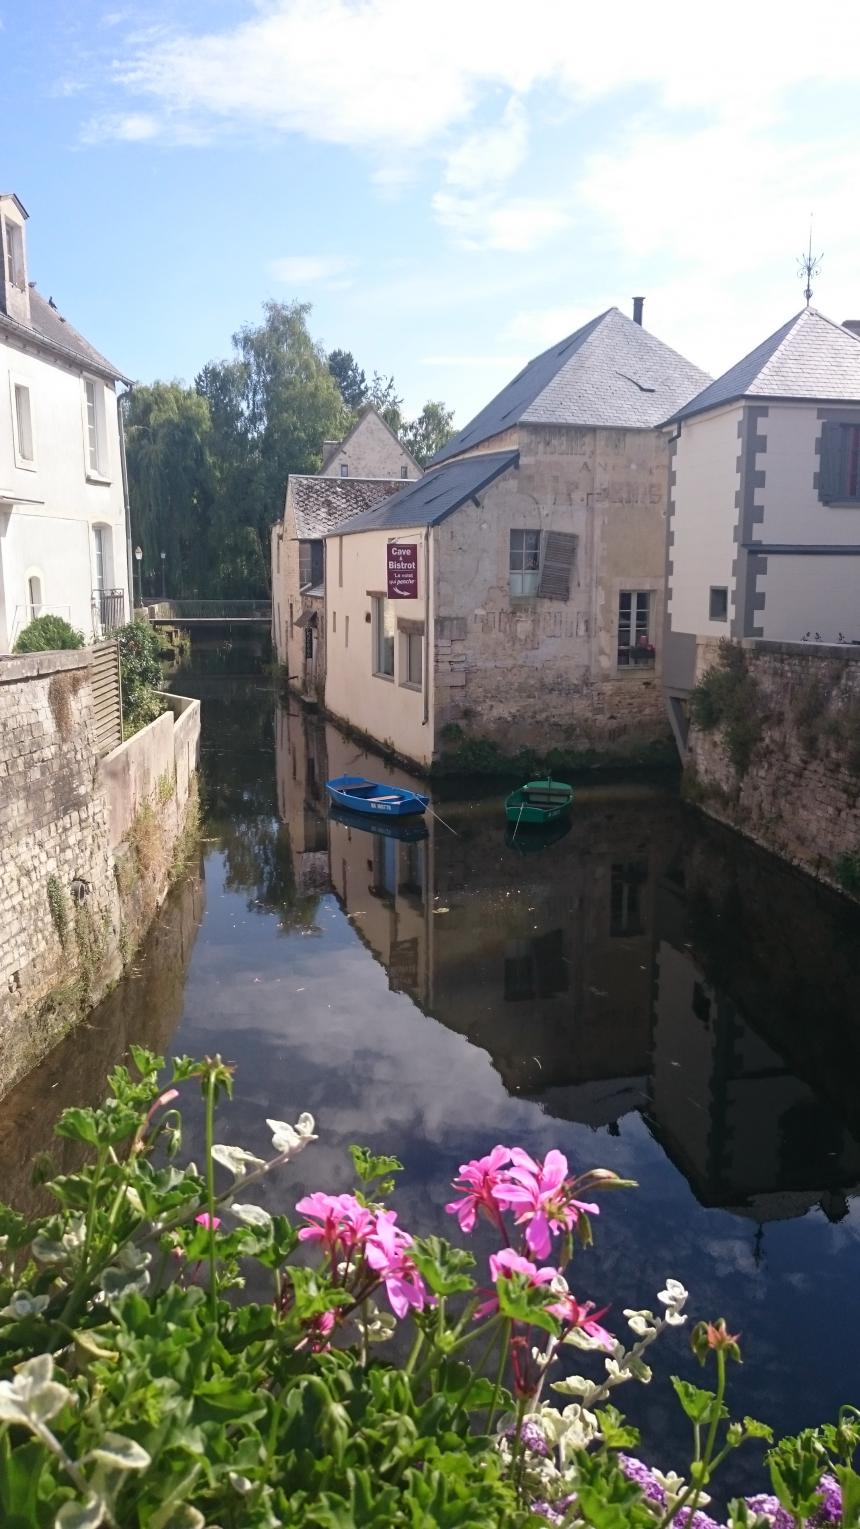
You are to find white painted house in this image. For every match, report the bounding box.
[0,194,132,653]
[664,307,860,752]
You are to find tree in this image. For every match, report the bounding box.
[402,400,455,466]
[123,383,215,597]
[327,349,368,411]
[367,372,404,434]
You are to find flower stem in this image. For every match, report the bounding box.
[204,1068,218,1326]
[486,1318,511,1436]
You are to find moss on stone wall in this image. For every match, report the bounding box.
[690,640,763,777]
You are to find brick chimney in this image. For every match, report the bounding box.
[842,320,860,338]
[0,194,31,326]
[633,296,644,326]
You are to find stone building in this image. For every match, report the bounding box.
[323,305,709,769]
[271,407,420,702]
[0,193,132,652]
[664,307,860,753]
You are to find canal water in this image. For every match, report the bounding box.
[3,636,860,1489]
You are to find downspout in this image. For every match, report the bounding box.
[116,385,134,617]
[423,529,430,728]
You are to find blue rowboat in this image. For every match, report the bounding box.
[330,804,429,842]
[325,774,429,818]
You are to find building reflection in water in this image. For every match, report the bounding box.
[276,702,860,1230]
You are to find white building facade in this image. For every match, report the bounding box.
[0,194,131,653]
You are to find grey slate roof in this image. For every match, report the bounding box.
[670,308,860,423]
[288,475,405,539]
[430,308,710,465]
[333,450,518,537]
[0,288,130,383]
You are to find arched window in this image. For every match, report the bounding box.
[27,573,42,617]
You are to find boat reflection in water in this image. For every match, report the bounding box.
[277,701,860,1228]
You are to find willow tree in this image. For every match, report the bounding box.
[123,383,215,598]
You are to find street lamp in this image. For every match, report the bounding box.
[160,550,167,599]
[134,545,143,608]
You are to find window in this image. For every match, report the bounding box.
[289,601,294,633]
[4,220,24,289]
[299,540,323,590]
[93,526,105,591]
[372,596,395,677]
[402,630,423,688]
[610,861,647,936]
[400,465,408,479]
[340,463,349,478]
[509,530,541,596]
[617,591,653,667]
[27,574,42,618]
[83,379,108,476]
[819,421,860,504]
[304,624,314,660]
[709,585,728,622]
[13,383,33,463]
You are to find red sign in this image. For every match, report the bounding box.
[387,541,419,599]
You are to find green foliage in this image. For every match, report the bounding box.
[835,849,860,896]
[46,875,69,949]
[327,348,368,411]
[116,620,165,735]
[13,615,83,653]
[402,399,456,465]
[690,640,763,776]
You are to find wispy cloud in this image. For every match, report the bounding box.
[268,254,353,287]
[419,354,522,368]
[433,191,571,253]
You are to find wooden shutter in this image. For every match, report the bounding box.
[818,422,842,503]
[90,639,122,757]
[537,531,577,600]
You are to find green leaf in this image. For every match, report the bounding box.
[53,1108,100,1147]
[596,1405,640,1450]
[0,1435,48,1524]
[410,1236,475,1297]
[495,1273,560,1336]
[349,1145,403,1187]
[833,1465,860,1525]
[671,1375,725,1425]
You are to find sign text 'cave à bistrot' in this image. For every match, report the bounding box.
[386,541,419,600]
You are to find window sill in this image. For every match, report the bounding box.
[12,457,37,473]
[821,500,860,509]
[400,680,422,692]
[86,470,111,487]
[373,670,395,683]
[615,664,657,677]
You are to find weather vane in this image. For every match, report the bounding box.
[798,219,822,307]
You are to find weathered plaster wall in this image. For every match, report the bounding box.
[325,525,432,767]
[0,649,200,1095]
[688,639,860,889]
[667,404,742,645]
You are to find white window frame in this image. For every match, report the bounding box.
[82,376,111,481]
[9,374,36,469]
[400,629,423,690]
[25,569,44,619]
[4,220,25,290]
[509,529,541,597]
[372,596,395,680]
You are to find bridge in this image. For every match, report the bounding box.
[144,599,272,632]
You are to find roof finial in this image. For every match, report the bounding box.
[798,217,822,307]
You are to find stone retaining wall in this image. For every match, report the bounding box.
[0,649,200,1095]
[687,638,860,892]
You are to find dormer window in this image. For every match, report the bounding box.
[4,220,24,290]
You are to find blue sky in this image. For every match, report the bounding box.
[8,0,860,425]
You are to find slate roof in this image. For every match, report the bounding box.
[669,308,860,423]
[333,451,518,536]
[430,308,710,465]
[288,475,405,539]
[0,288,130,383]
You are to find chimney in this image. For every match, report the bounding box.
[842,320,860,338]
[0,194,31,326]
[632,296,645,326]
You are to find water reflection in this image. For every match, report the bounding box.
[276,703,860,1227]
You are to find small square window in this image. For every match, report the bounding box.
[709,586,728,622]
[340,462,349,478]
[400,465,408,479]
[509,529,541,596]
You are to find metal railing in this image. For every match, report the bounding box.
[94,588,126,635]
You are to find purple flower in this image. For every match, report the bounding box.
[619,1455,667,1506]
[673,1511,725,1529]
[814,1474,842,1525]
[504,1417,550,1457]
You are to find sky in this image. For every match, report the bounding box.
[7,0,860,425]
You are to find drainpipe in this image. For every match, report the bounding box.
[116,385,134,619]
[423,529,430,728]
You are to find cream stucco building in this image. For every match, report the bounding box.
[271,407,420,702]
[323,305,709,770]
[664,307,860,753]
[0,194,131,653]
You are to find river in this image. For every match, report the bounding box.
[3,635,860,1488]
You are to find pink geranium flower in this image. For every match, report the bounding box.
[475,1247,559,1319]
[445,1145,512,1234]
[493,1148,598,1260]
[195,1212,221,1230]
[547,1291,614,1350]
[295,1192,375,1258]
[365,1209,429,1319]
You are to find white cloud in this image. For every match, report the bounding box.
[419,354,521,368]
[269,254,353,286]
[433,190,571,252]
[443,98,528,191]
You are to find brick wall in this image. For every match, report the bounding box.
[0,648,200,1095]
[688,639,860,889]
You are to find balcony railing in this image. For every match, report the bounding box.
[617,643,656,669]
[94,588,126,635]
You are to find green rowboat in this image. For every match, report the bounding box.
[504,778,574,827]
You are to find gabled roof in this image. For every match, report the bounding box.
[0,288,130,383]
[669,308,860,423]
[321,404,421,474]
[287,475,406,539]
[430,308,710,464]
[332,450,518,537]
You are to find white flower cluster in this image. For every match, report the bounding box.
[551,1278,689,1408]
